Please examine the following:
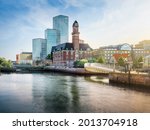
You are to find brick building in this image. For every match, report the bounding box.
[51,21,91,67]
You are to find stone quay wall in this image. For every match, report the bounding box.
[109,72,150,87]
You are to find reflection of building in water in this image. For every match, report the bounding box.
[44,76,70,112]
[84,76,109,84]
[69,78,80,112]
[32,74,80,112]
[32,75,46,112]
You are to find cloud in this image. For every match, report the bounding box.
[80,0,150,48]
[61,0,105,8]
[0,0,150,60]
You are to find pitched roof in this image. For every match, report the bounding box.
[113,53,129,62]
[51,43,92,52]
[73,20,79,27]
[21,52,32,54]
[79,43,91,51]
[51,42,74,52]
[100,43,131,50]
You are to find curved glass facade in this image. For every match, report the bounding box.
[32,38,47,60]
[120,44,132,50]
[53,15,69,44]
[45,29,60,55]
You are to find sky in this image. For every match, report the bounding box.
[0,0,150,60]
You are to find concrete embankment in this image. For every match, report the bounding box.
[0,66,108,76]
[0,66,45,73]
[0,67,16,73]
[109,72,150,87]
[15,66,44,73]
[44,67,108,76]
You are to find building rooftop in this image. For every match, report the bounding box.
[79,43,91,51]
[100,43,132,50]
[51,42,92,53]
[32,38,46,40]
[45,28,58,31]
[53,15,68,18]
[113,53,129,62]
[52,42,73,52]
[21,52,32,54]
[73,20,79,27]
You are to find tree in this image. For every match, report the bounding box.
[133,56,143,69]
[118,57,125,67]
[138,56,143,68]
[97,57,105,64]
[133,58,138,69]
[46,54,52,60]
[74,59,88,68]
[0,57,12,68]
[138,56,143,62]
[117,57,127,72]
[35,60,41,66]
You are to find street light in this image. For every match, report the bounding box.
[113,57,116,72]
[128,63,131,85]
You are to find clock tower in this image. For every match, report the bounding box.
[72,21,80,50]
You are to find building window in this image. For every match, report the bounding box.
[66,51,68,55]
[71,51,74,55]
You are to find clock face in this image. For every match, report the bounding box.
[73,26,78,32]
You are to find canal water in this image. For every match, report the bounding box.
[0,73,150,113]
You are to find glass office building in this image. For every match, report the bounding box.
[32,38,47,61]
[45,29,60,55]
[53,15,69,44]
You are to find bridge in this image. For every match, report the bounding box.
[84,63,120,74]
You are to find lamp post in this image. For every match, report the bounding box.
[113,57,116,72]
[139,61,144,69]
[148,57,150,68]
[128,63,131,85]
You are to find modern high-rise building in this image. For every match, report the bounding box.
[32,38,47,61]
[45,29,60,55]
[53,15,69,43]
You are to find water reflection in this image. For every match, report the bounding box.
[0,73,150,113]
[0,74,33,112]
[85,76,109,84]
[32,74,80,112]
[70,78,80,112]
[43,75,70,112]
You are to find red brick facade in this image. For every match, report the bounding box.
[53,50,75,66]
[53,50,93,67]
